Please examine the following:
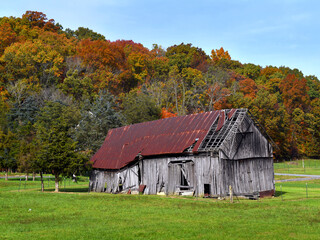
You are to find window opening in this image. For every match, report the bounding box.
[118,177,123,192]
[180,165,189,190]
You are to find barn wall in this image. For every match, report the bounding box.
[90,165,140,193]
[90,154,274,197]
[220,114,273,160]
[218,157,274,196]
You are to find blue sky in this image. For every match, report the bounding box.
[1,0,320,78]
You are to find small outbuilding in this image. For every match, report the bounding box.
[89,108,275,198]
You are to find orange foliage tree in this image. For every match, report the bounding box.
[161,108,177,118]
[239,78,258,99]
[211,47,231,62]
[279,74,310,114]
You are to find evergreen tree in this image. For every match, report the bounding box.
[0,130,18,180]
[74,91,124,153]
[35,101,87,192]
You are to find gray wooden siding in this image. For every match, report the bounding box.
[218,157,274,196]
[91,154,274,197]
[90,165,139,193]
[220,114,273,160]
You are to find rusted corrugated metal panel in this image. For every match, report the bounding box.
[216,110,225,131]
[228,109,236,119]
[91,111,220,170]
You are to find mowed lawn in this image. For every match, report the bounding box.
[0,176,320,240]
[274,159,320,175]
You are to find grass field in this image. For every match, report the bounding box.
[274,159,320,175]
[1,173,320,240]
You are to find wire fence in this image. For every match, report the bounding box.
[274,159,320,175]
[275,180,320,200]
[0,175,90,193]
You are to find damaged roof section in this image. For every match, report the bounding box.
[198,109,247,152]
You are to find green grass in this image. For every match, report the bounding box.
[274,159,320,175]
[275,179,320,200]
[0,177,320,240]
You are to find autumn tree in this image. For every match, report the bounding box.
[22,11,60,32]
[1,40,64,86]
[166,43,208,71]
[161,108,177,118]
[0,22,17,54]
[239,78,257,99]
[250,89,290,158]
[211,47,231,62]
[193,66,232,111]
[279,74,310,114]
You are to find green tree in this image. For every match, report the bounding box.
[74,91,124,153]
[236,63,261,81]
[35,101,86,192]
[122,87,161,124]
[59,70,95,102]
[0,130,17,180]
[65,27,105,40]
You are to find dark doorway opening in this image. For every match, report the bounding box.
[204,184,211,197]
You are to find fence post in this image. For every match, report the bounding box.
[306,183,308,199]
[19,178,21,192]
[229,185,233,203]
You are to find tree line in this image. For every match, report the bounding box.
[1,11,320,190]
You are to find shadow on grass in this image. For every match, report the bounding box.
[43,187,89,193]
[60,187,89,193]
[274,190,287,197]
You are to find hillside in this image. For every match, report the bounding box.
[1,11,320,176]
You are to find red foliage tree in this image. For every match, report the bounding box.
[279,74,310,114]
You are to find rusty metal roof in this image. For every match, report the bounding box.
[91,110,221,170]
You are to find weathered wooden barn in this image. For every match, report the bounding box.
[89,108,275,198]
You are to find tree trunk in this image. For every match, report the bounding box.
[40,172,44,192]
[32,172,36,181]
[5,169,8,181]
[25,172,29,181]
[54,174,59,192]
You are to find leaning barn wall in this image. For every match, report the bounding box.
[90,165,140,193]
[90,155,220,196]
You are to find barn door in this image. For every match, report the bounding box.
[167,161,195,195]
